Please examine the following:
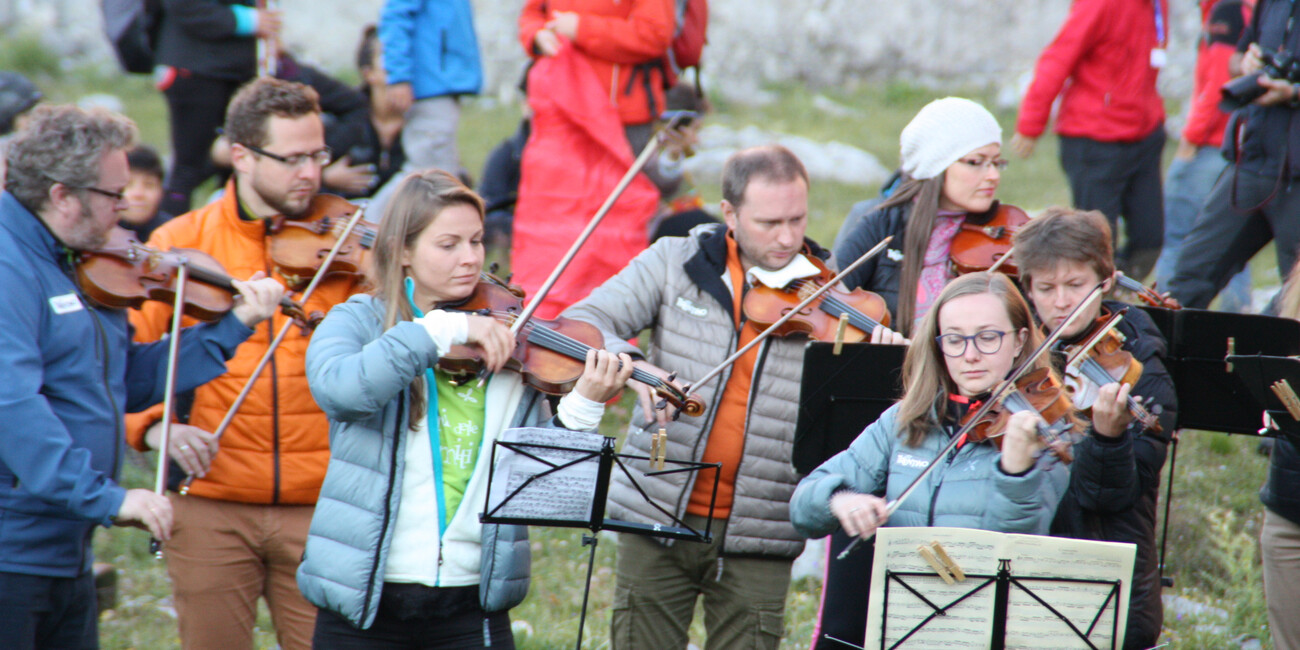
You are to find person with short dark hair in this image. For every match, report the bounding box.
[125,77,366,650]
[119,145,172,243]
[566,145,899,649]
[0,104,284,649]
[1013,207,1177,650]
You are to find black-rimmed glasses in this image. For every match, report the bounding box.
[72,185,127,202]
[935,329,1009,357]
[242,143,332,168]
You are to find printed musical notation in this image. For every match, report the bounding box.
[864,527,1136,650]
[486,427,604,523]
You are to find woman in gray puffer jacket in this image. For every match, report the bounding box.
[297,170,631,648]
[791,272,1072,543]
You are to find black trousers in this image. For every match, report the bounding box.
[312,583,514,649]
[0,570,97,650]
[161,72,244,215]
[1059,127,1167,281]
[1169,165,1300,308]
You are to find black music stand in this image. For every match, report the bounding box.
[481,428,720,650]
[1142,307,1300,434]
[793,342,907,474]
[1226,354,1300,441]
[793,341,905,649]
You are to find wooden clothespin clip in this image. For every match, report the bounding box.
[1226,337,1236,373]
[917,545,955,584]
[649,429,662,468]
[930,541,965,582]
[1271,379,1300,420]
[654,428,668,470]
[832,312,850,356]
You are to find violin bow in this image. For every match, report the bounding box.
[681,236,895,402]
[256,0,279,77]
[179,202,369,494]
[836,279,1106,560]
[148,262,192,558]
[506,113,689,337]
[985,244,1014,275]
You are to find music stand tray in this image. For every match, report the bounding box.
[1226,354,1300,440]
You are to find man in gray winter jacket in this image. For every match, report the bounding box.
[565,145,836,649]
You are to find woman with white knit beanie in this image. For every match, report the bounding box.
[833,96,1007,334]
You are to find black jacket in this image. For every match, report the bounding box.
[1223,0,1300,179]
[156,0,259,81]
[1049,301,1178,650]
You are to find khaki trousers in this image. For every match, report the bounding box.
[1263,508,1300,650]
[165,494,316,650]
[611,514,791,650]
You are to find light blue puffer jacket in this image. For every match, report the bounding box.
[296,294,537,629]
[790,403,1070,538]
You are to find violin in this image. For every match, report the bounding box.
[961,367,1078,463]
[1114,272,1181,310]
[437,274,706,417]
[948,203,1030,276]
[77,227,317,326]
[1060,309,1163,434]
[742,256,891,341]
[268,193,375,291]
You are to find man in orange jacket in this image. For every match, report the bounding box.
[126,77,364,650]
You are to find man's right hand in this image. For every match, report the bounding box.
[534,29,561,56]
[255,9,283,39]
[145,421,220,478]
[115,489,173,541]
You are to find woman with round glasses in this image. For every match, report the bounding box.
[834,97,1010,336]
[790,271,1072,548]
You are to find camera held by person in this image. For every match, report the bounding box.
[1221,48,1300,111]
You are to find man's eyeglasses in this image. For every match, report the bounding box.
[72,185,127,203]
[958,158,1010,172]
[242,143,332,168]
[935,329,1010,357]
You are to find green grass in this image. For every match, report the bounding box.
[11,40,1264,647]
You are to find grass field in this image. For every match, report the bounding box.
[5,35,1281,648]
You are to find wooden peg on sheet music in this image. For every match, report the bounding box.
[1226,337,1236,372]
[652,428,668,470]
[832,312,850,356]
[930,541,965,581]
[918,545,955,584]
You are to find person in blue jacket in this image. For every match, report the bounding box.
[0,104,285,649]
[791,272,1072,545]
[367,0,482,218]
[297,170,630,648]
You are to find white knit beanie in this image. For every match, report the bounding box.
[899,97,1002,180]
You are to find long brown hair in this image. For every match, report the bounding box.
[894,272,1058,447]
[873,174,944,335]
[371,169,486,424]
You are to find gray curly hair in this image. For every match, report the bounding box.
[4,104,137,213]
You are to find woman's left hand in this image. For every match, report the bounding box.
[574,350,635,403]
[999,410,1044,474]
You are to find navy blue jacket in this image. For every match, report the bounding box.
[0,192,252,577]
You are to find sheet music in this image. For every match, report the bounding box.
[486,427,604,523]
[864,527,1135,649]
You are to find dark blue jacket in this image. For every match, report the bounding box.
[0,192,252,577]
[379,0,482,99]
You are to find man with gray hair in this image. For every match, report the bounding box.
[0,104,283,648]
[565,145,899,649]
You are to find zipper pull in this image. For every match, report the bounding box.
[483,617,492,647]
[715,557,724,581]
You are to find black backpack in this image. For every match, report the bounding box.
[101,0,163,74]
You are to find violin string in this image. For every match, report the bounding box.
[1079,357,1157,424]
[789,279,883,332]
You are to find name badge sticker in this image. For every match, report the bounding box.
[1150,48,1167,69]
[49,293,84,315]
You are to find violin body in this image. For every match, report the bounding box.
[1060,311,1162,434]
[963,367,1078,463]
[742,256,891,341]
[77,228,235,322]
[268,193,374,291]
[949,203,1029,276]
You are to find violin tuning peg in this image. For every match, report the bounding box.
[654,398,668,411]
[489,262,500,275]
[666,371,677,383]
